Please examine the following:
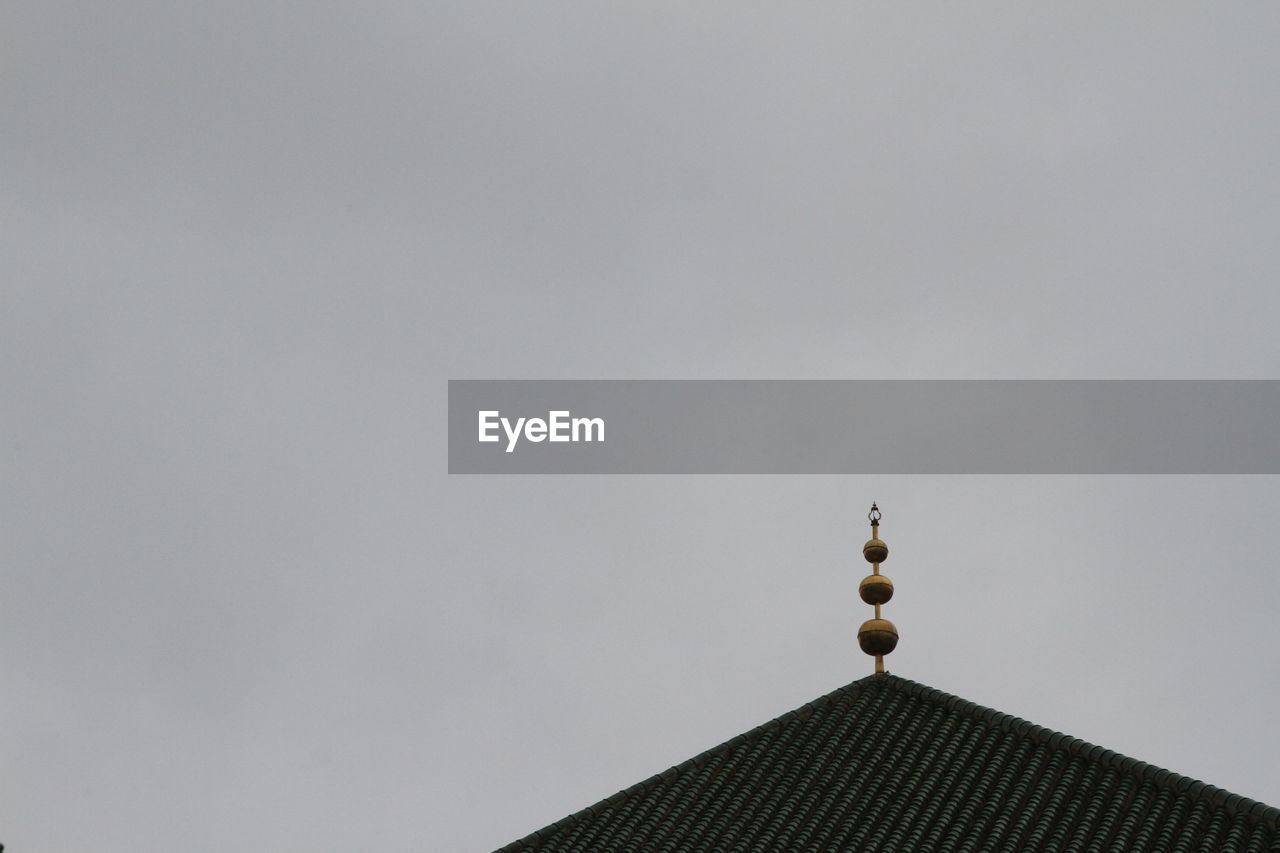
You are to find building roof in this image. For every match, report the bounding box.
[496,673,1279,852]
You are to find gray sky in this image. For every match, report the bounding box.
[3,4,1279,851]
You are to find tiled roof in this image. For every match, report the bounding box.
[496,673,1279,852]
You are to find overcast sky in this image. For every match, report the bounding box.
[4,4,1279,851]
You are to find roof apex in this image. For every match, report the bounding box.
[497,673,1279,852]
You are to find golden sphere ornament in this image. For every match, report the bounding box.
[857,618,899,656]
[858,574,894,606]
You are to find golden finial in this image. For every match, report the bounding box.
[857,502,898,673]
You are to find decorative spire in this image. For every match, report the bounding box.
[857,502,898,673]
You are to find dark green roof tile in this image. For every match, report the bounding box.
[496,674,1279,852]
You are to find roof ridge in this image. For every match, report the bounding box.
[879,674,1280,832]
[494,673,1279,851]
[493,673,893,852]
